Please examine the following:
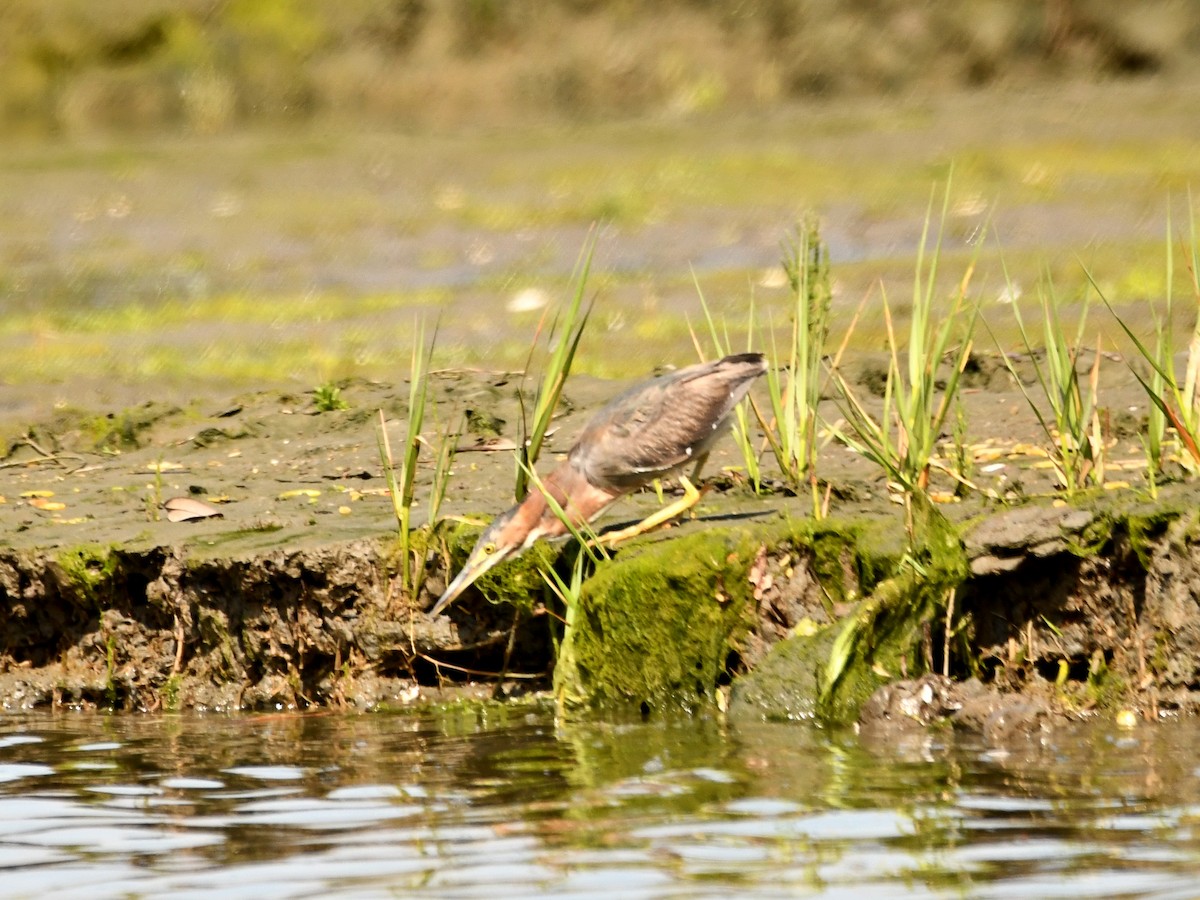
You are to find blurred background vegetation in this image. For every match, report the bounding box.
[2,0,1197,135]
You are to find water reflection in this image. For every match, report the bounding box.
[1,708,1198,897]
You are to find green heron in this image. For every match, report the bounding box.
[430,352,767,615]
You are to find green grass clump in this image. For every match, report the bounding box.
[378,319,435,597]
[993,272,1104,496]
[312,381,349,412]
[1099,201,1200,480]
[761,218,833,514]
[830,182,980,518]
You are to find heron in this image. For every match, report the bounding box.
[430,352,767,615]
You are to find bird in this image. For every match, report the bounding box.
[429,352,768,616]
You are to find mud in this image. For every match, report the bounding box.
[3,353,1200,725]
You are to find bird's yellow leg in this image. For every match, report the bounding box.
[594,475,703,546]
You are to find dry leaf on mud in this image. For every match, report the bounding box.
[1009,443,1049,457]
[29,497,66,510]
[163,497,223,522]
[20,490,54,498]
[457,436,519,452]
[278,488,320,500]
[147,461,185,473]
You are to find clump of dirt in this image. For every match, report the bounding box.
[857,675,1055,746]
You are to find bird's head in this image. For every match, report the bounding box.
[429,503,544,616]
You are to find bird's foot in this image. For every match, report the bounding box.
[590,476,703,547]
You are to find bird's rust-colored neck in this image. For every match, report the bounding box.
[510,461,619,546]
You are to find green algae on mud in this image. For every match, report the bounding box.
[553,524,765,713]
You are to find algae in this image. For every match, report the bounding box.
[819,495,969,723]
[803,517,902,603]
[54,544,119,606]
[1126,508,1175,569]
[728,620,836,722]
[441,518,559,614]
[553,525,763,712]
[1066,510,1116,557]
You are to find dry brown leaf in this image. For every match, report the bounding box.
[747,545,770,601]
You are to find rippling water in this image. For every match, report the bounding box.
[1,707,1199,898]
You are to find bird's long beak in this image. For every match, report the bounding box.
[428,547,509,617]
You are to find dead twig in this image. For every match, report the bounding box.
[0,437,86,469]
[416,652,543,680]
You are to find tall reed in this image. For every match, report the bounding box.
[1099,203,1200,477]
[515,233,595,501]
[762,218,832,515]
[378,318,436,595]
[829,184,979,520]
[992,272,1104,496]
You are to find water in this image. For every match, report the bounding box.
[1,708,1199,898]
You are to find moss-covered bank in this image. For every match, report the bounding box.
[4,482,1200,719]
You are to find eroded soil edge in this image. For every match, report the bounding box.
[3,487,1200,724]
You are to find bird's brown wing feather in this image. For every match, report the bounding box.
[571,358,760,493]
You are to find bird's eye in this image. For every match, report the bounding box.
[483,543,496,555]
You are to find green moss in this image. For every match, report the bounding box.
[807,530,859,605]
[554,525,764,712]
[418,693,554,730]
[728,620,835,722]
[196,607,240,678]
[104,631,119,708]
[1126,508,1175,569]
[799,516,902,603]
[161,674,183,712]
[818,496,969,724]
[1066,510,1115,557]
[542,511,915,717]
[55,544,119,605]
[443,518,559,613]
[1084,650,1129,709]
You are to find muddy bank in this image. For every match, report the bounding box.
[2,361,1200,726]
